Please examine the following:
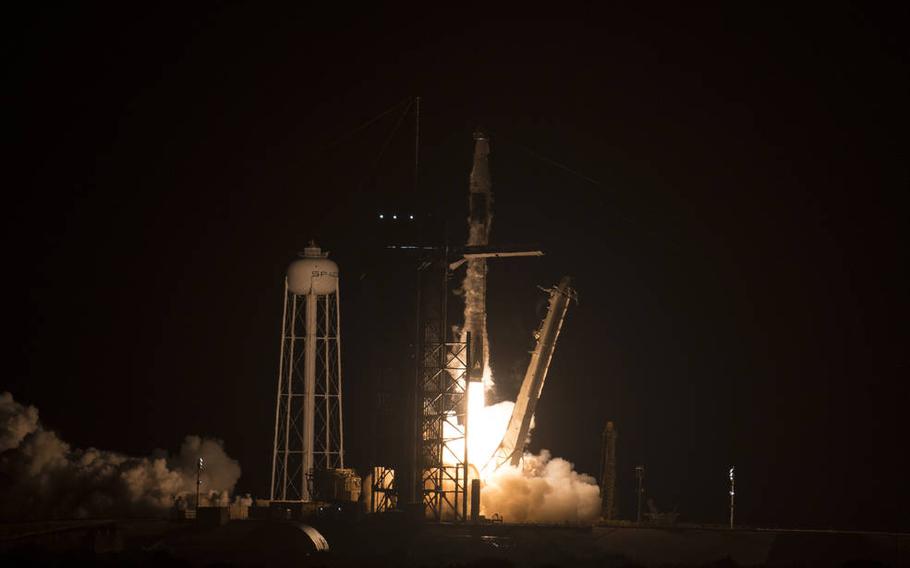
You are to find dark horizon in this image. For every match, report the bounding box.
[7,4,908,531]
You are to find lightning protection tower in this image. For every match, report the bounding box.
[271,241,344,502]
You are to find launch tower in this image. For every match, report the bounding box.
[415,253,471,521]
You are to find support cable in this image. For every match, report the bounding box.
[354,97,415,193]
[323,97,413,152]
[497,135,681,250]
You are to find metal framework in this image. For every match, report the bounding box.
[415,254,470,521]
[491,277,575,469]
[370,466,397,513]
[270,282,344,502]
[419,336,470,521]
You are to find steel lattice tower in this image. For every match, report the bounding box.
[271,242,344,502]
[414,253,470,521]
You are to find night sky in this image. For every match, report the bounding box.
[8,4,908,530]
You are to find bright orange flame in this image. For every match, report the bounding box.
[443,369,514,482]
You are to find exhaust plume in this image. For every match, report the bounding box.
[481,450,601,524]
[0,391,241,520]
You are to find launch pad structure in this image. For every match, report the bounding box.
[414,250,471,521]
[393,129,567,522]
[273,118,568,523]
[403,248,573,522]
[490,276,576,470]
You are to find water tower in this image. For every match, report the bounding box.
[270,241,345,502]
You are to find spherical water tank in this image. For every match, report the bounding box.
[287,242,338,296]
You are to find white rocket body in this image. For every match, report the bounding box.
[465,131,493,382]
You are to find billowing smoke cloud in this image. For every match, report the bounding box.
[0,391,241,520]
[481,450,601,524]
[0,391,39,452]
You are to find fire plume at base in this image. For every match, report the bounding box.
[440,365,600,524]
[481,450,601,523]
[444,130,598,523]
[440,374,512,481]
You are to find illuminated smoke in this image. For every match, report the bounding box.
[0,391,241,520]
[0,391,39,452]
[445,387,601,523]
[480,450,601,523]
[452,394,600,524]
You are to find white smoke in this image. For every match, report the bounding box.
[0,391,241,520]
[0,391,39,452]
[481,450,601,524]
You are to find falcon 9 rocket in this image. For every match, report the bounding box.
[464,130,493,384]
